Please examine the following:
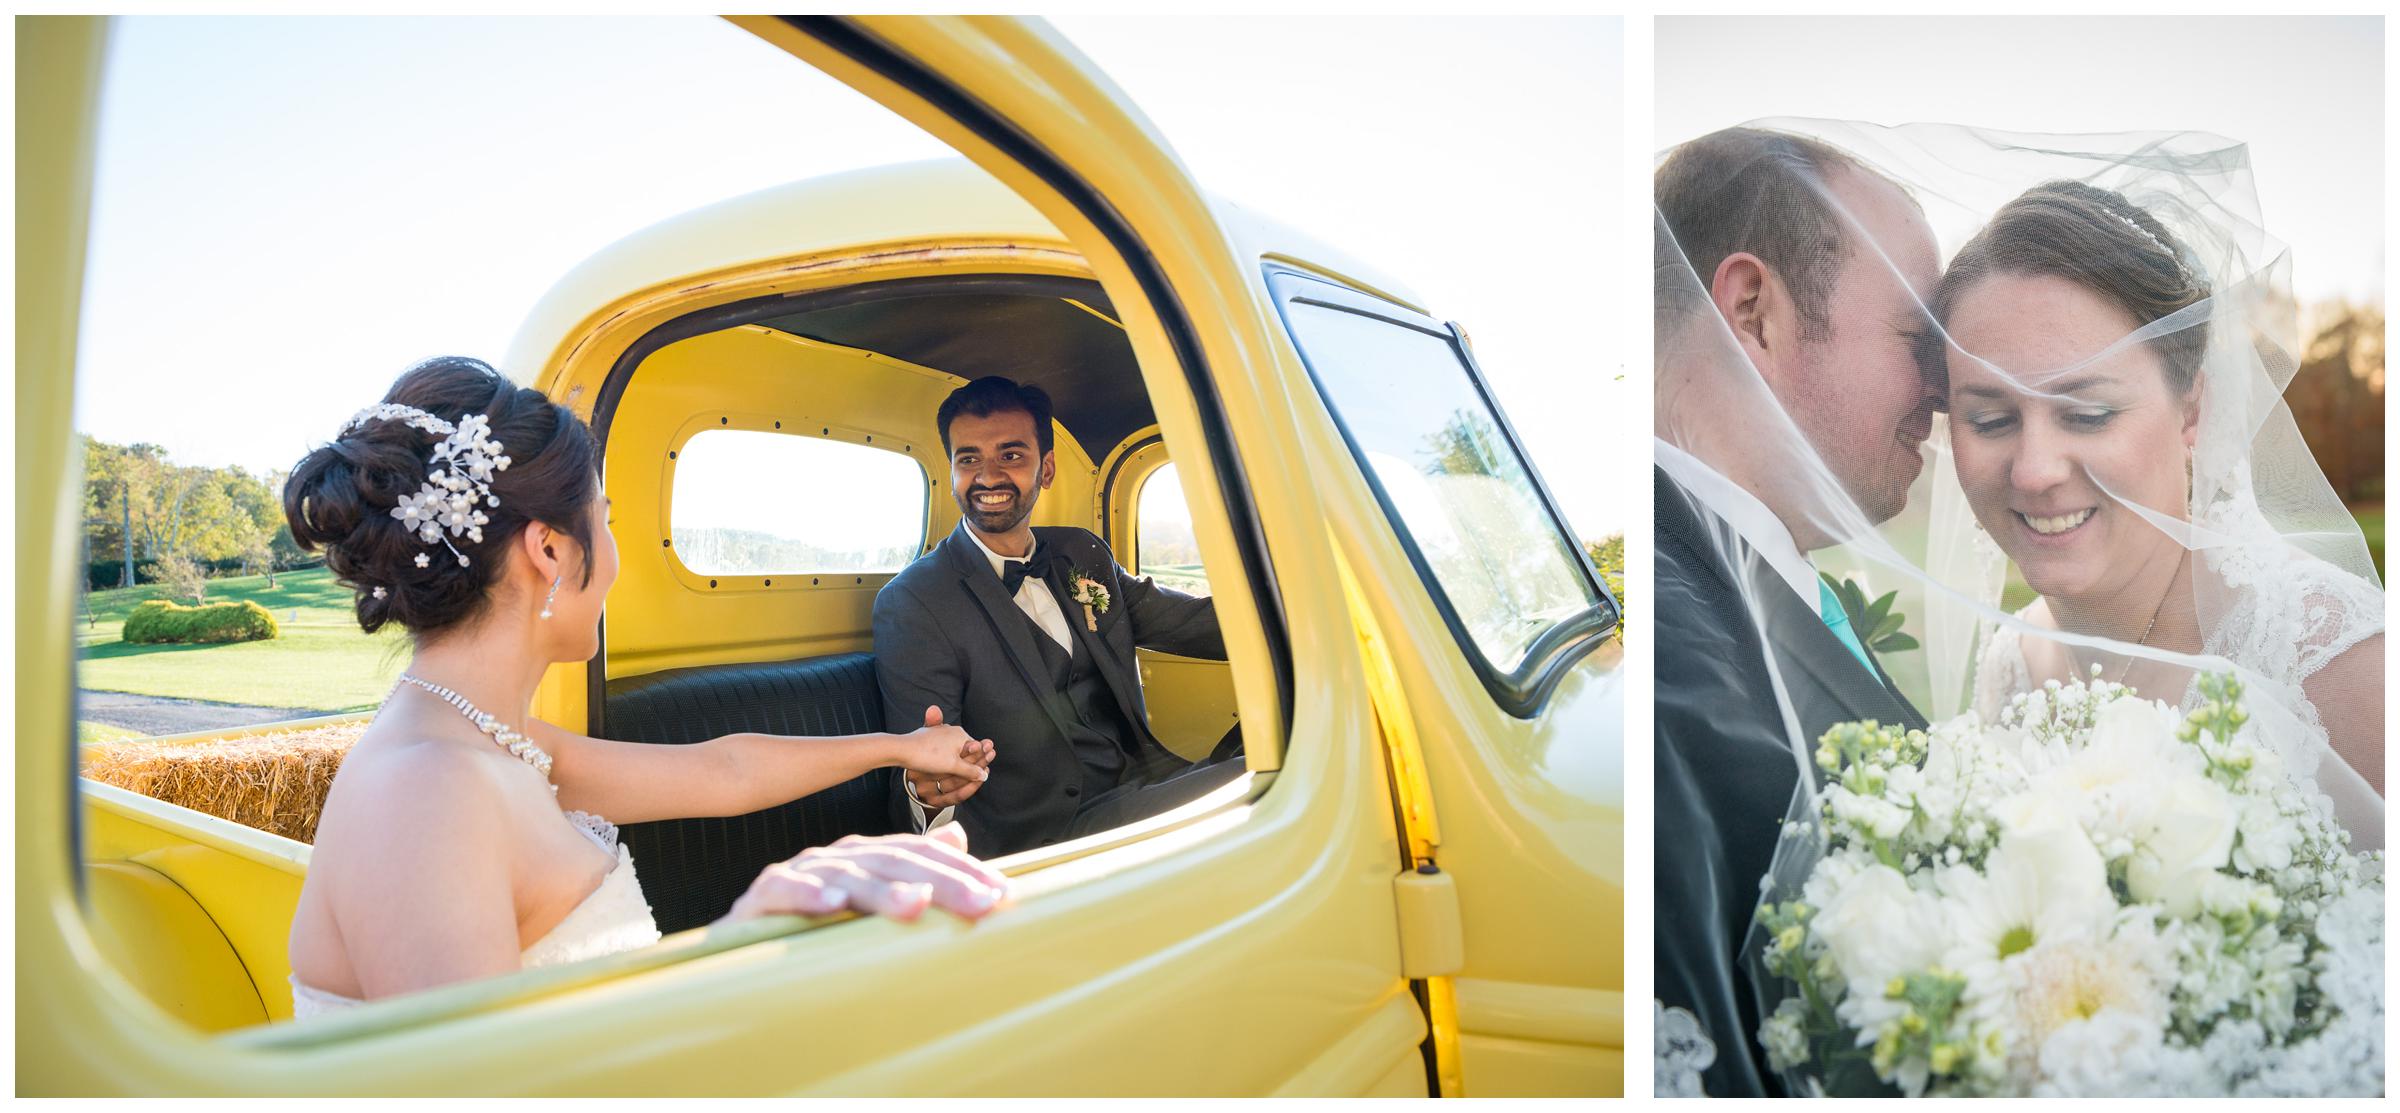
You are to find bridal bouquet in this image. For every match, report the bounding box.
[1754,673,2384,1097]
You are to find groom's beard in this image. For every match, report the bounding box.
[957,482,1036,536]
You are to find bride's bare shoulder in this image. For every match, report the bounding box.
[2303,631,2385,796]
[313,723,516,860]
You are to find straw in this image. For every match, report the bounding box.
[81,721,368,843]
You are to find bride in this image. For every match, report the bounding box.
[281,356,1010,1018]
[1929,180,2387,843]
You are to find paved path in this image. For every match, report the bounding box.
[78,690,329,737]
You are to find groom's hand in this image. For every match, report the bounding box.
[907,705,988,810]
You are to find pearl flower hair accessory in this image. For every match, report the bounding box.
[344,402,513,568]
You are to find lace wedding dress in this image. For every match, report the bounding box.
[1972,541,2387,852]
[288,810,662,1019]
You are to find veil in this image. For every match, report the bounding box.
[1652,120,2384,1097]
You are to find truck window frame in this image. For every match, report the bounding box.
[1265,266,1619,718]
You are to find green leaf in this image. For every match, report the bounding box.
[1871,613,1905,643]
[1877,632,1920,653]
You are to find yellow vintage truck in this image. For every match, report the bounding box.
[19,15,1623,1096]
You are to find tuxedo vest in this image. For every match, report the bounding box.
[1021,600,1137,801]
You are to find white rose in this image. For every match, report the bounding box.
[1814,863,1944,991]
[2124,772,2239,918]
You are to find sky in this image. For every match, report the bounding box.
[72,15,1628,544]
[1657,15,2384,306]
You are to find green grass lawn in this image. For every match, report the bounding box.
[77,721,144,744]
[76,567,406,712]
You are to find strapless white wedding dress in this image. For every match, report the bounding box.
[289,810,661,1019]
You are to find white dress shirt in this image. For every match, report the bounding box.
[907,527,1077,831]
[1655,439,1820,607]
[962,527,1076,653]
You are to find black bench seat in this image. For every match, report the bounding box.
[602,652,901,932]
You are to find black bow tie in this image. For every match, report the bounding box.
[1000,545,1057,595]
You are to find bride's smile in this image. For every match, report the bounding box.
[1940,272,2201,604]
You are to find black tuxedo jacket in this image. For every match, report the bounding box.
[1653,466,1926,1097]
[872,522,1224,856]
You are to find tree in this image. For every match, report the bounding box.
[82,437,163,588]
[146,552,208,603]
[240,528,278,587]
[2287,302,2385,505]
[82,437,290,587]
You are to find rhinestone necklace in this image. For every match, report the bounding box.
[395,673,555,787]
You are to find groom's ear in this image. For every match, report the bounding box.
[1710,252,1793,377]
[1037,450,1056,490]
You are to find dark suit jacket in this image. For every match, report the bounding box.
[872,522,1224,855]
[1652,466,1926,1097]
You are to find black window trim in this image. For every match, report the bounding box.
[1097,431,1164,557]
[1266,266,1619,719]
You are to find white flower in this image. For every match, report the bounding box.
[2031,1005,2170,1096]
[2088,694,2178,756]
[2125,771,2239,918]
[1938,836,2115,997]
[1829,786,1912,841]
[1769,669,2384,1096]
[414,553,431,569]
[2233,796,2298,875]
[1987,914,2178,1091]
[390,490,435,529]
[1762,996,1811,1071]
[1654,1002,1718,1098]
[1813,861,1946,995]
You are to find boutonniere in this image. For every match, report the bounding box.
[1067,570,1111,632]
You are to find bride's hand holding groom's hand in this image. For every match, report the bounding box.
[723,823,1011,925]
[902,705,993,810]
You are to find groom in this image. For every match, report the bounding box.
[873,376,1245,858]
[1652,128,1940,1096]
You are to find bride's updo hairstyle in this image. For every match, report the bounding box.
[1929,180,2213,394]
[285,357,598,639]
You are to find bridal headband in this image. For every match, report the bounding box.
[344,402,512,570]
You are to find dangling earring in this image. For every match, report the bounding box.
[540,573,561,620]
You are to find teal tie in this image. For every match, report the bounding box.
[1817,578,1876,674]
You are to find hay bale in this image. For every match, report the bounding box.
[82,721,368,843]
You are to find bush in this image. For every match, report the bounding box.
[121,599,280,644]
